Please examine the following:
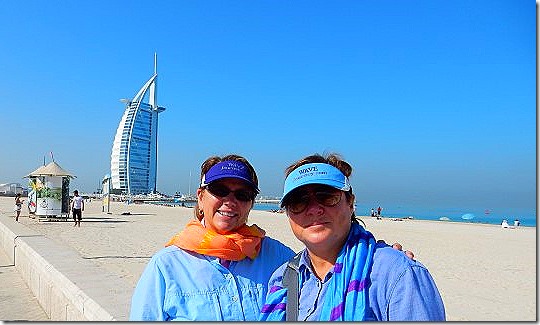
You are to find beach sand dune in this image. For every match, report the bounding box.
[0,197,535,321]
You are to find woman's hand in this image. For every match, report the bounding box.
[377,240,416,260]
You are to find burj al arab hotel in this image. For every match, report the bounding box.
[110,55,166,195]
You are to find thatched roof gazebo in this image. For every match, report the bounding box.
[24,161,76,219]
[25,161,76,178]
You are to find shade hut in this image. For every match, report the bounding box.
[24,161,76,219]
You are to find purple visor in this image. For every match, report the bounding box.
[200,160,259,193]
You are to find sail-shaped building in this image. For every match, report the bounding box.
[110,55,165,195]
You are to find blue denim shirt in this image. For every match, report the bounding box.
[130,236,295,321]
[266,242,446,321]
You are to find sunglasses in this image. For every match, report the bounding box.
[206,183,255,202]
[283,186,343,214]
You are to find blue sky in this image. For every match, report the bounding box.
[0,1,536,218]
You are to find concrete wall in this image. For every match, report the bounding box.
[0,216,131,321]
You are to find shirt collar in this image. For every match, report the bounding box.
[298,250,335,283]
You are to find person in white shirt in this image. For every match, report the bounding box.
[71,190,84,227]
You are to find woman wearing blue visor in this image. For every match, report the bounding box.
[260,153,446,321]
[130,154,295,321]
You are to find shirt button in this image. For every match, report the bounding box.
[232,296,238,302]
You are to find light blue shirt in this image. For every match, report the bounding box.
[265,242,446,321]
[130,236,295,321]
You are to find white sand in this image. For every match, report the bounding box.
[0,197,535,321]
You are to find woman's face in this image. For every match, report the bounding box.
[286,184,354,255]
[197,178,255,234]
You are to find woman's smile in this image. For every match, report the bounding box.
[216,209,238,218]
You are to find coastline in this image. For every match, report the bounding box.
[149,200,537,227]
[0,197,535,321]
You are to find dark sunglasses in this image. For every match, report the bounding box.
[283,186,342,214]
[206,183,255,202]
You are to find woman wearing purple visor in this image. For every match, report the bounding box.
[260,153,446,321]
[130,154,295,321]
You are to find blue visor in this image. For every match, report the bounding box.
[280,163,351,207]
[201,160,259,193]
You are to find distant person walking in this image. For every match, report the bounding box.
[71,190,84,227]
[14,193,24,222]
[377,206,382,217]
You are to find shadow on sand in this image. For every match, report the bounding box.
[35,217,129,224]
[82,255,152,260]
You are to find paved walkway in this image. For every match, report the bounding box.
[0,239,49,321]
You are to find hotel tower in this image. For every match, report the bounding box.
[110,55,166,195]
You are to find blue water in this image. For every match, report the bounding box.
[148,201,536,227]
[355,204,536,227]
[254,203,537,227]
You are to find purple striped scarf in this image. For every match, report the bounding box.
[320,222,376,320]
[259,222,376,321]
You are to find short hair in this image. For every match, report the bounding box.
[284,153,352,179]
[284,153,358,222]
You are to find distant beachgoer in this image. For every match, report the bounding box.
[377,206,382,216]
[260,153,445,321]
[514,219,520,227]
[371,208,375,217]
[14,193,24,222]
[71,190,84,227]
[501,219,510,229]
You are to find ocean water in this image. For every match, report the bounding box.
[253,203,536,228]
[355,204,537,227]
[149,201,536,227]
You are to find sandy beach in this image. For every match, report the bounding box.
[0,196,535,321]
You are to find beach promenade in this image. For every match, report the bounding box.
[0,241,49,321]
[0,196,535,321]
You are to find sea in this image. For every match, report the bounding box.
[353,204,537,228]
[149,201,536,227]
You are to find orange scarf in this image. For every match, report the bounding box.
[166,219,266,261]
